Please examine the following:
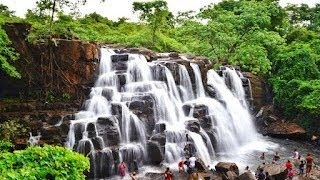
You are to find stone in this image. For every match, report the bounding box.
[154,123,166,133]
[215,162,239,176]
[146,141,164,165]
[206,84,216,98]
[101,88,114,101]
[239,172,255,180]
[257,105,308,140]
[242,72,270,111]
[112,61,127,71]
[241,77,249,86]
[199,115,214,128]
[86,122,97,138]
[185,118,200,133]
[111,54,129,62]
[169,52,179,58]
[193,104,208,118]
[261,164,286,180]
[92,150,115,178]
[226,171,239,180]
[47,115,62,125]
[151,133,166,146]
[96,116,120,146]
[74,123,85,141]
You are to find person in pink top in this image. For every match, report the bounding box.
[119,161,126,179]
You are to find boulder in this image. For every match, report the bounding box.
[242,72,270,111]
[111,54,129,62]
[96,116,120,146]
[169,52,179,59]
[226,171,239,180]
[239,172,255,180]
[155,123,166,133]
[257,105,307,140]
[215,162,239,176]
[146,141,164,165]
[185,118,200,133]
[261,164,286,180]
[151,133,166,146]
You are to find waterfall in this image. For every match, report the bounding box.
[190,63,206,98]
[65,48,258,178]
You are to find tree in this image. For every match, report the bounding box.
[0,4,20,78]
[176,0,285,74]
[0,4,14,17]
[133,0,174,44]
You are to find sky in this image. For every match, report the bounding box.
[0,0,319,21]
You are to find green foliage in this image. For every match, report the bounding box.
[0,140,14,153]
[272,42,320,81]
[133,0,174,45]
[0,120,27,143]
[0,14,20,78]
[0,145,90,179]
[174,0,287,74]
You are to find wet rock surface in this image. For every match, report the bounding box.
[256,105,307,140]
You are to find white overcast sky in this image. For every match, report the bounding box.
[0,0,319,21]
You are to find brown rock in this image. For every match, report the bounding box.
[239,172,255,180]
[262,164,286,180]
[226,171,239,180]
[215,162,239,175]
[242,72,269,111]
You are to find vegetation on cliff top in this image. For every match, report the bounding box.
[0,0,319,134]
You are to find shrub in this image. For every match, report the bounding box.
[0,145,90,179]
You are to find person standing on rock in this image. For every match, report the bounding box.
[292,149,299,165]
[188,154,197,172]
[287,168,294,180]
[260,152,265,160]
[285,160,293,170]
[178,159,185,173]
[299,160,306,175]
[257,168,266,180]
[305,154,313,177]
[119,161,126,179]
[164,167,173,180]
[273,152,280,164]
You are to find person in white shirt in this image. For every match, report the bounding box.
[188,155,197,169]
[293,149,299,159]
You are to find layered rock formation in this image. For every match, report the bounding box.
[1,23,99,101]
[256,105,307,140]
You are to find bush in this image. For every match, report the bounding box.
[0,140,13,153]
[0,145,90,179]
[0,120,27,142]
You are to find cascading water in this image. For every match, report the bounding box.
[65,48,260,178]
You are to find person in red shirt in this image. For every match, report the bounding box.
[178,160,185,172]
[164,167,173,180]
[305,154,313,177]
[285,160,293,169]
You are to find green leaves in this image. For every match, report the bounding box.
[0,145,90,179]
[0,18,20,78]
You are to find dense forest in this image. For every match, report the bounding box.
[0,0,319,134]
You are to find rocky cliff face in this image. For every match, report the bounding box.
[1,23,99,101]
[0,23,100,148]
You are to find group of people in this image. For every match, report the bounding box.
[256,149,314,180]
[118,161,139,180]
[177,154,197,174]
[285,150,314,178]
